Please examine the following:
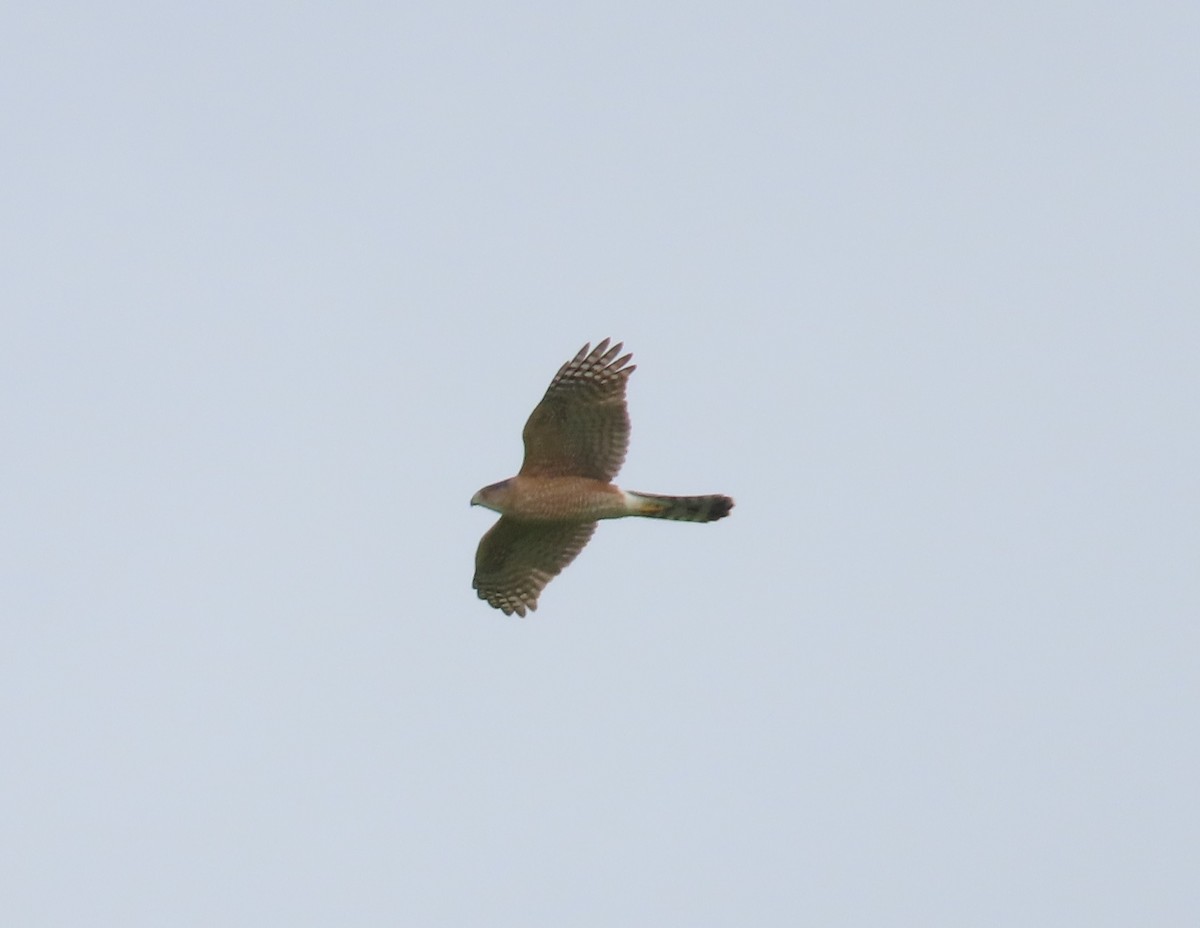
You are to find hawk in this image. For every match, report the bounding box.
[471,338,734,616]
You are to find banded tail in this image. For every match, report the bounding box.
[626,491,734,523]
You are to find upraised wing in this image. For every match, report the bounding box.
[517,339,635,482]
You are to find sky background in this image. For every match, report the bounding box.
[3,2,1198,925]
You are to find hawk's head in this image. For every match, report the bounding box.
[470,479,512,513]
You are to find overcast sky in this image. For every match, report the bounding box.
[3,2,1197,925]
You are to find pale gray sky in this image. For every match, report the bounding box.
[3,2,1197,925]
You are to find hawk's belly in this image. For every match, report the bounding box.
[502,476,628,522]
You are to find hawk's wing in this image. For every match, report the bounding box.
[473,518,598,617]
[518,339,635,482]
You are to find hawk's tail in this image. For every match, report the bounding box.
[625,491,734,523]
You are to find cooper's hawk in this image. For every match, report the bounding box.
[471,339,733,616]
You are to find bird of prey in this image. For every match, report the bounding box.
[471,339,733,616]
